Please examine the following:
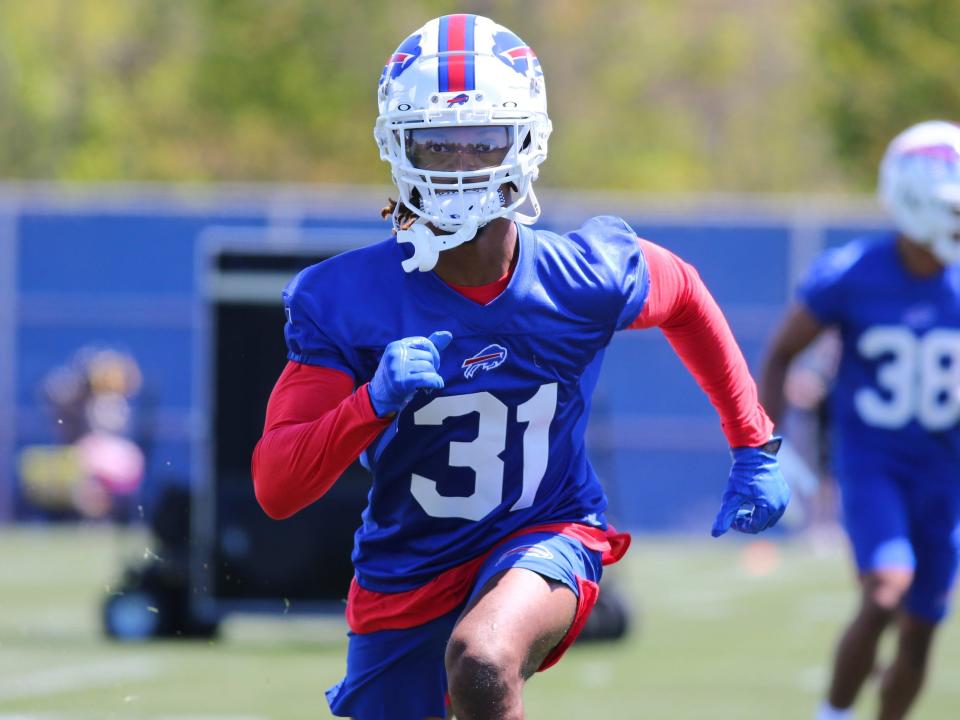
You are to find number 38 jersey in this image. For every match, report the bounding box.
[797,233,960,470]
[282,216,649,593]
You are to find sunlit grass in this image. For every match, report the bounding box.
[1,526,958,719]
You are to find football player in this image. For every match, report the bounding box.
[761,120,960,720]
[253,14,789,720]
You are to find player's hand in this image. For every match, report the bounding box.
[368,331,453,417]
[711,437,791,537]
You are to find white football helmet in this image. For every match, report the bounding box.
[879,120,960,265]
[374,14,552,272]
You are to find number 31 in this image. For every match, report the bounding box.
[409,383,558,521]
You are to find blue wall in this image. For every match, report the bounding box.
[2,189,889,531]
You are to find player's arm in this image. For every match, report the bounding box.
[252,331,452,520]
[251,363,390,520]
[628,238,789,535]
[758,303,825,427]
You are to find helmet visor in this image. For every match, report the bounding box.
[404,126,514,172]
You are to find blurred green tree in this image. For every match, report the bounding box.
[813,0,960,187]
[0,1,956,192]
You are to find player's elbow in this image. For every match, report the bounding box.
[251,442,299,520]
[254,485,298,520]
[253,477,297,520]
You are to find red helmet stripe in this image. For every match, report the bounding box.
[437,14,475,93]
[446,14,467,92]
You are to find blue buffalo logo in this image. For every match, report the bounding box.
[461,344,508,379]
[492,30,542,77]
[379,33,422,85]
[446,92,470,107]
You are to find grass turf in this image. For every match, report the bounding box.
[1,526,958,719]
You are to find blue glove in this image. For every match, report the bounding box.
[711,437,791,537]
[368,331,453,417]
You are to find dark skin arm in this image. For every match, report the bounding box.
[759,303,826,427]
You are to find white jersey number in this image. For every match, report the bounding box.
[410,383,558,521]
[854,326,960,431]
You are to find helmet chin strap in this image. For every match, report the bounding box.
[510,186,541,226]
[930,233,960,265]
[398,219,480,273]
[397,187,506,273]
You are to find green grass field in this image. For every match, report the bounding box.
[2,526,958,719]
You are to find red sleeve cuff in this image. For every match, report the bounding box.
[357,382,390,423]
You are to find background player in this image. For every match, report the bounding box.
[780,331,843,544]
[253,14,789,720]
[761,120,960,720]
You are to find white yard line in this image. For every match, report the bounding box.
[0,657,160,702]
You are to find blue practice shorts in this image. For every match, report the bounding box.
[838,459,960,623]
[325,531,603,720]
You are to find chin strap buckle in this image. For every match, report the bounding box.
[398,220,480,273]
[398,224,440,273]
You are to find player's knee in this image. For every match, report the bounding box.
[445,636,520,713]
[862,569,913,614]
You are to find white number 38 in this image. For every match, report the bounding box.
[855,326,960,431]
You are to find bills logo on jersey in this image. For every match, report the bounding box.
[446,92,469,107]
[902,303,937,328]
[379,33,422,85]
[461,344,508,378]
[492,30,542,77]
[496,544,555,565]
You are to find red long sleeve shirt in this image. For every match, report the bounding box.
[251,238,772,520]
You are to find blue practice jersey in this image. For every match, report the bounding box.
[797,233,960,473]
[283,216,649,592]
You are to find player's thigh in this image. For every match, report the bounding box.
[838,465,916,607]
[325,609,459,720]
[447,531,602,678]
[839,466,915,574]
[448,566,576,679]
[905,479,960,623]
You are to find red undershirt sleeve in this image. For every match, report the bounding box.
[629,238,774,448]
[251,361,391,520]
